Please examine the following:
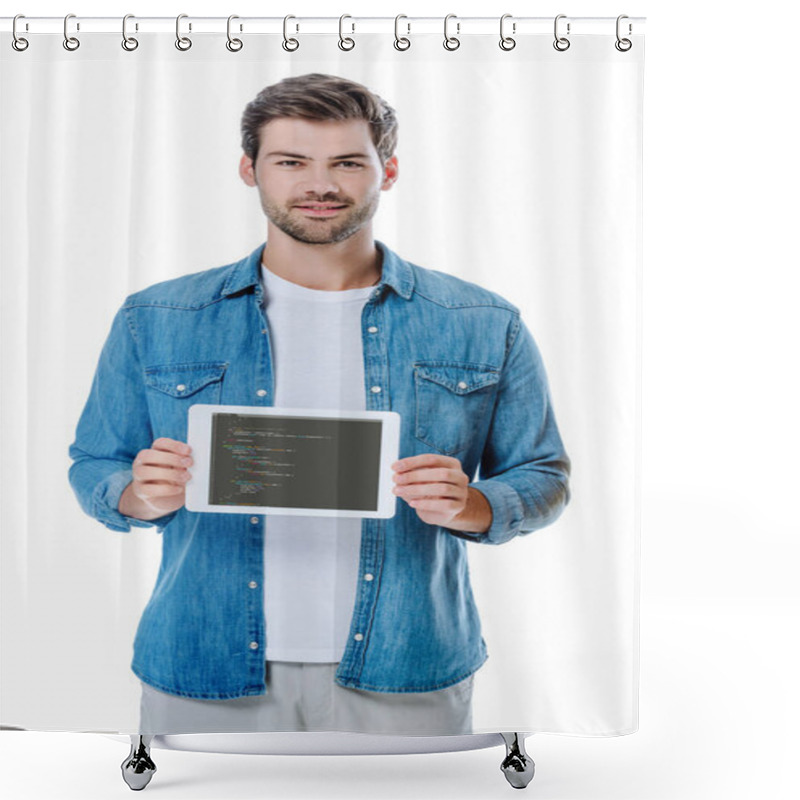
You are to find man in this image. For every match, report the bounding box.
[68,73,570,736]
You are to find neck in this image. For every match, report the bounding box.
[261,227,382,291]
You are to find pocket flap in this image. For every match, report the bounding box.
[414,362,500,394]
[144,362,228,398]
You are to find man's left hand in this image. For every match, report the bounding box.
[391,453,491,532]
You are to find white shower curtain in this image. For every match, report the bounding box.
[1,19,643,737]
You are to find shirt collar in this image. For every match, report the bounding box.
[220,239,414,300]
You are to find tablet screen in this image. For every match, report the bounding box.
[208,411,382,511]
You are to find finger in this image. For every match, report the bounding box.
[151,437,192,456]
[394,468,464,485]
[393,468,435,484]
[393,454,452,472]
[408,497,462,512]
[397,483,465,500]
[134,464,191,483]
[136,483,187,499]
[136,448,193,470]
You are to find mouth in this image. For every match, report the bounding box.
[294,204,348,217]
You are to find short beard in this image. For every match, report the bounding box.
[260,190,380,245]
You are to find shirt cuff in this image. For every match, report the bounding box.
[92,468,176,533]
[457,479,524,545]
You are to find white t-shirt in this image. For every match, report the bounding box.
[259,262,375,662]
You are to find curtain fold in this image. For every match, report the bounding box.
[1,27,643,737]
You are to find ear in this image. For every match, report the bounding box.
[239,153,257,187]
[381,155,399,191]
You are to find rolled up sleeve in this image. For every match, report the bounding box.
[68,304,172,533]
[453,313,571,545]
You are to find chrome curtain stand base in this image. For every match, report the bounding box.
[120,731,535,790]
[500,732,536,789]
[121,735,156,790]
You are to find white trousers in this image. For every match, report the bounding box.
[139,662,475,736]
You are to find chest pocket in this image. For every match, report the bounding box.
[144,362,228,437]
[413,361,501,457]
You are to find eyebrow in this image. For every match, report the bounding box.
[264,151,370,160]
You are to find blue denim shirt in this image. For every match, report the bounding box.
[68,240,570,699]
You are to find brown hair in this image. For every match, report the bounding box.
[241,73,398,165]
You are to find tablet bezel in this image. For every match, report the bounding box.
[185,404,401,518]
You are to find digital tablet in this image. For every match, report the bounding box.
[185,404,401,518]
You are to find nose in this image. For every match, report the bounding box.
[297,164,341,197]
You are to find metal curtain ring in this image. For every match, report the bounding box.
[122,14,139,51]
[615,14,632,51]
[443,13,460,51]
[499,13,516,51]
[63,13,80,51]
[338,14,355,51]
[12,14,29,51]
[394,14,410,50]
[282,15,299,51]
[226,15,243,51]
[175,14,192,51]
[553,14,570,51]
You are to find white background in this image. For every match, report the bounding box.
[1,1,798,799]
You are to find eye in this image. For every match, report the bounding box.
[276,160,302,167]
[338,161,363,168]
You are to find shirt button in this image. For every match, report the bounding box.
[367,326,378,333]
[370,386,381,393]
[250,516,259,524]
[458,381,468,389]
[364,573,374,581]
[248,581,258,589]
[249,641,259,650]
[176,384,186,392]
[354,633,364,642]
[256,389,267,397]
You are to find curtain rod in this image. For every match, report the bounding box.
[1,16,646,37]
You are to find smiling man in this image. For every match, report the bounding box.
[68,73,571,738]
[244,118,389,253]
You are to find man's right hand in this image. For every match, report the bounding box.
[118,437,193,521]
